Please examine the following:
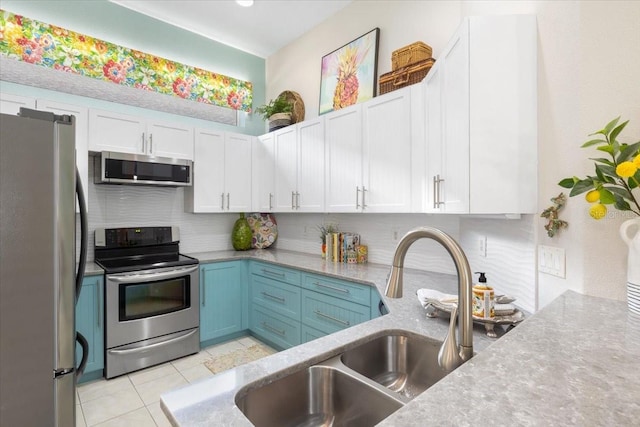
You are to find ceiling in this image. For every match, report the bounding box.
[109,0,353,58]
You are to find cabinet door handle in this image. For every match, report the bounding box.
[227,193,230,210]
[314,310,350,326]
[262,322,286,336]
[221,193,225,210]
[261,268,285,278]
[433,174,445,208]
[313,281,350,294]
[296,192,300,209]
[149,133,153,154]
[201,268,205,307]
[141,132,146,153]
[291,191,296,210]
[261,291,285,303]
[362,186,367,210]
[356,187,361,209]
[96,286,101,328]
[269,193,273,211]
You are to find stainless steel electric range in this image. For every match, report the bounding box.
[94,226,199,379]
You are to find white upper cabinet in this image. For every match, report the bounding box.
[88,109,194,160]
[326,86,418,213]
[88,109,147,154]
[252,133,275,212]
[147,121,194,160]
[185,129,251,213]
[0,93,35,115]
[325,105,362,212]
[439,20,470,213]
[273,125,298,211]
[296,118,325,212]
[272,118,325,212]
[36,99,89,213]
[361,88,415,212]
[224,133,253,212]
[427,15,537,214]
[424,61,443,213]
[186,129,225,213]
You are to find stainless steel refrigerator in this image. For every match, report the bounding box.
[0,108,88,426]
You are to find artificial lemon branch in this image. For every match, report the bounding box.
[559,117,640,219]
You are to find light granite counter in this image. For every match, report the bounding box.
[83,261,104,277]
[162,249,640,426]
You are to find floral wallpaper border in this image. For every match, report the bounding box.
[0,9,253,112]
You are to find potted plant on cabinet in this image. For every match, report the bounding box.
[255,93,294,132]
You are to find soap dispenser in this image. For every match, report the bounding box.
[472,272,495,319]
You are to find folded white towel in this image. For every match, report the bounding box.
[417,288,458,309]
[495,303,516,316]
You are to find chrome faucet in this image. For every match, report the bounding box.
[385,227,473,371]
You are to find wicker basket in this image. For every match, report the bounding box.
[392,41,433,71]
[379,58,436,94]
[278,90,305,124]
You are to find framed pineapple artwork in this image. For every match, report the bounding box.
[319,28,380,115]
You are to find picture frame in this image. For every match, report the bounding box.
[319,28,380,115]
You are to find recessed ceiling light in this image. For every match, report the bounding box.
[236,0,254,7]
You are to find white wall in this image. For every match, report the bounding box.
[266,0,461,115]
[266,0,640,310]
[273,213,537,313]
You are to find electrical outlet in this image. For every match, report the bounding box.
[538,245,566,278]
[392,230,399,241]
[479,236,487,257]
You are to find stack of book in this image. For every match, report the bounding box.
[326,232,367,264]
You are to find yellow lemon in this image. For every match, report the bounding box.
[589,203,607,220]
[616,161,638,178]
[585,190,600,203]
[633,153,640,168]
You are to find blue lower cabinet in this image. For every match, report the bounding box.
[76,275,104,383]
[301,324,327,343]
[371,289,389,319]
[250,304,301,350]
[250,275,301,320]
[200,261,246,346]
[301,289,370,335]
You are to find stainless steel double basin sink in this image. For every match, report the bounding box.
[235,331,448,426]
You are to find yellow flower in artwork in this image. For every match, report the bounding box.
[616,161,638,178]
[634,153,640,168]
[589,203,607,220]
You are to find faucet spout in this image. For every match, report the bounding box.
[384,227,473,369]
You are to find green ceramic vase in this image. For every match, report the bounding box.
[232,212,252,251]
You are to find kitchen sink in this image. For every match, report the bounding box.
[235,364,403,427]
[340,332,447,400]
[235,331,450,426]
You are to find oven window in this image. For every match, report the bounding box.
[119,277,191,321]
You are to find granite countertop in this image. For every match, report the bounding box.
[83,261,104,276]
[160,249,526,426]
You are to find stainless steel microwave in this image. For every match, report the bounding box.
[94,151,192,187]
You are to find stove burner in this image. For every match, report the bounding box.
[94,226,198,274]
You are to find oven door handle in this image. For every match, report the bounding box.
[108,329,198,355]
[107,265,199,284]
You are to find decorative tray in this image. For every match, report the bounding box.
[424,299,525,338]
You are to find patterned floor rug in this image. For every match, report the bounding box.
[204,344,274,375]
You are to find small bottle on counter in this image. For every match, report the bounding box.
[472,272,495,319]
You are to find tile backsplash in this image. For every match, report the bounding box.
[81,158,536,312]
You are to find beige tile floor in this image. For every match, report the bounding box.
[75,336,276,427]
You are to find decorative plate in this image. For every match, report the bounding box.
[246,213,278,249]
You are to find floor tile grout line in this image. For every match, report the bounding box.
[77,337,276,426]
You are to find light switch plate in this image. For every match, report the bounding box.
[538,245,566,278]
